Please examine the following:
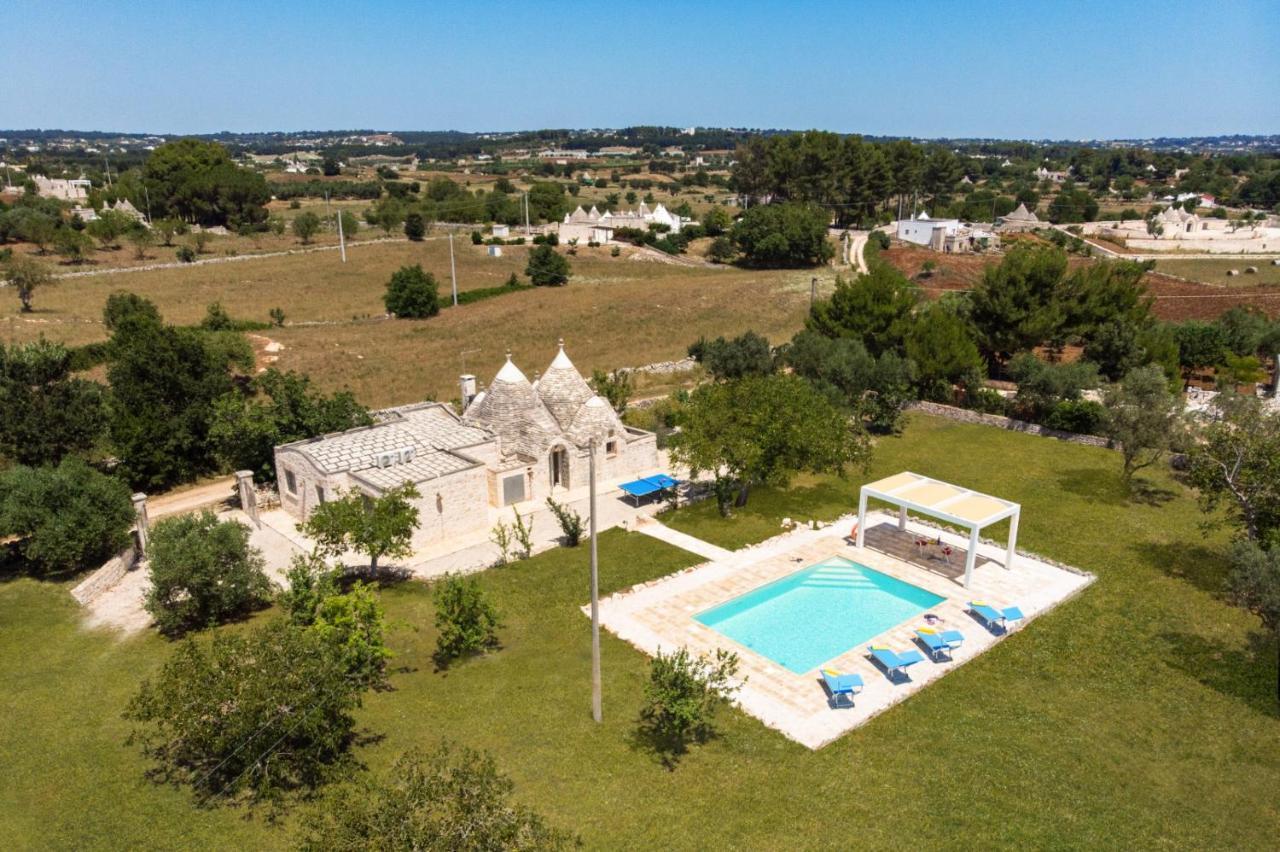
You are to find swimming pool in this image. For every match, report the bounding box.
[694,557,945,674]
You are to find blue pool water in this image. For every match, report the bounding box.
[694,557,945,674]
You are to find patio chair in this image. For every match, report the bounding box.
[915,627,964,661]
[968,602,1025,633]
[820,669,864,706]
[866,645,925,682]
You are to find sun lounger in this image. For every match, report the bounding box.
[866,645,925,681]
[968,602,1025,633]
[915,628,964,661]
[820,668,864,705]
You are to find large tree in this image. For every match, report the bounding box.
[209,369,371,482]
[730,202,833,267]
[806,265,919,357]
[125,620,362,803]
[1225,540,1280,701]
[968,244,1069,363]
[383,263,441,317]
[0,456,135,575]
[669,373,870,515]
[0,339,107,466]
[142,139,270,229]
[105,297,251,489]
[524,244,571,287]
[904,302,984,397]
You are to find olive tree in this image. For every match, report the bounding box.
[302,484,420,572]
[1101,365,1182,489]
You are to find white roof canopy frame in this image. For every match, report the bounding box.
[855,471,1020,588]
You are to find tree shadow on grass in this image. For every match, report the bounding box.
[626,716,720,772]
[1158,628,1278,718]
[1133,540,1231,596]
[1056,467,1129,506]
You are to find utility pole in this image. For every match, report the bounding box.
[449,232,458,306]
[589,437,601,723]
[810,276,818,308]
[337,205,347,263]
[103,155,112,188]
[523,192,530,233]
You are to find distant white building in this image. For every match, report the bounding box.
[897,213,1000,253]
[557,202,689,245]
[33,175,91,201]
[492,224,510,238]
[1034,166,1069,184]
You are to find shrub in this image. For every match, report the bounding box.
[590,367,633,411]
[310,580,392,688]
[298,744,575,850]
[269,306,286,327]
[0,457,134,575]
[470,229,483,245]
[175,245,196,263]
[403,212,426,241]
[525,244,570,286]
[292,212,322,245]
[383,263,441,318]
[546,497,584,546]
[144,511,272,635]
[433,573,502,666]
[610,245,621,257]
[639,647,741,767]
[124,620,362,803]
[707,235,736,263]
[1043,399,1107,434]
[965,387,1009,416]
[279,553,340,627]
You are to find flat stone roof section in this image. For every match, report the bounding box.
[281,403,494,475]
[596,511,1093,749]
[350,451,478,491]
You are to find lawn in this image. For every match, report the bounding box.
[1,237,829,407]
[1,414,1277,849]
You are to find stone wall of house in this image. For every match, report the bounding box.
[906,401,1112,449]
[70,547,138,605]
[274,449,350,521]
[408,466,491,548]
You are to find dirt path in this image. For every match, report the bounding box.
[147,477,237,519]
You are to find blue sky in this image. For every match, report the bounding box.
[2,0,1276,138]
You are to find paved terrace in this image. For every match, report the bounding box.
[594,510,1094,749]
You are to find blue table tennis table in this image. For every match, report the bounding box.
[618,474,679,506]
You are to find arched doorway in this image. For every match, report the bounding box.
[549,445,569,489]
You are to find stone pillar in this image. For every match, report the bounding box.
[236,470,259,526]
[132,493,150,557]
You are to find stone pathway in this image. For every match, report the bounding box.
[631,517,733,561]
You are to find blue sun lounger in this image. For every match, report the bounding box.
[867,645,925,682]
[968,602,1025,633]
[820,669,864,706]
[915,628,965,661]
[618,474,679,506]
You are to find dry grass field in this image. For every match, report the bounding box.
[2,236,833,408]
[1155,257,1280,287]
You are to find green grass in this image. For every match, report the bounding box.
[2,414,1277,849]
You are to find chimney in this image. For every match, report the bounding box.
[459,374,477,408]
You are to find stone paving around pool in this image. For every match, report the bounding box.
[595,511,1095,749]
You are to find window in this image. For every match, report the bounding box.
[502,473,526,506]
[605,439,618,458]
[284,470,297,494]
[316,485,326,504]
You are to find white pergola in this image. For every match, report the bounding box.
[855,471,1021,588]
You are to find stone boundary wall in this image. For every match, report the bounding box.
[907,400,1112,449]
[70,547,138,605]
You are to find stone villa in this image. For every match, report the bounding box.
[273,343,658,548]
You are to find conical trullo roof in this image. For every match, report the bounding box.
[462,355,561,458]
[567,395,624,447]
[1005,202,1038,223]
[536,342,594,429]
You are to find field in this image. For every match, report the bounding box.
[881,243,1280,321]
[1156,257,1280,287]
[2,236,833,407]
[1,413,1275,849]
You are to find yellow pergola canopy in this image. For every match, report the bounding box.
[856,471,1021,587]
